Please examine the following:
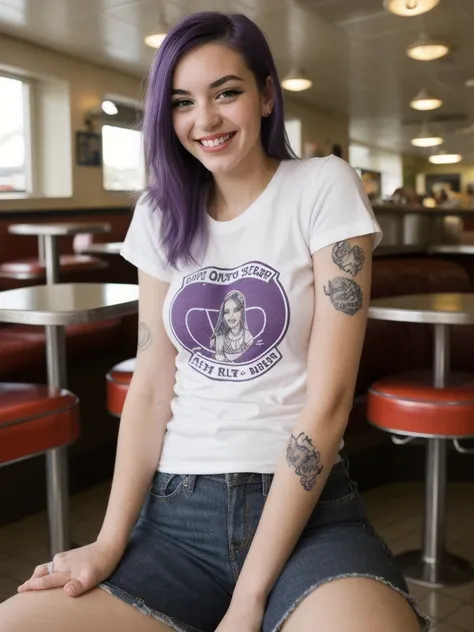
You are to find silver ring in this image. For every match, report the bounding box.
[46,561,54,575]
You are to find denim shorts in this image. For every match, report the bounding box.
[100,454,430,632]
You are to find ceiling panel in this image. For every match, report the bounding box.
[0,0,473,160]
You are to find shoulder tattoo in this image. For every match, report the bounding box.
[332,241,365,276]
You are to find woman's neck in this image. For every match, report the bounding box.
[209,146,280,222]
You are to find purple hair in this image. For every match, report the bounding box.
[142,12,296,268]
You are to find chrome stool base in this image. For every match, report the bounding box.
[396,549,474,588]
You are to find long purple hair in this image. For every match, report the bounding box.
[142,12,296,268]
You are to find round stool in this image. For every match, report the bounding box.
[368,371,474,587]
[0,383,80,555]
[106,358,136,417]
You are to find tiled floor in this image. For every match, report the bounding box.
[1,480,474,630]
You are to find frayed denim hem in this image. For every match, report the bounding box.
[270,573,431,632]
[98,581,204,632]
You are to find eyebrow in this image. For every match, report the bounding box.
[171,74,244,96]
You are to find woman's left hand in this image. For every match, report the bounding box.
[214,592,266,632]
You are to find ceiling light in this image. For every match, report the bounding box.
[428,152,462,164]
[144,32,167,48]
[407,38,450,61]
[466,78,474,88]
[411,124,443,147]
[410,88,443,110]
[101,100,118,115]
[281,67,313,92]
[144,15,169,49]
[384,0,440,16]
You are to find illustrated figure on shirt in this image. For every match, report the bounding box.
[210,290,254,362]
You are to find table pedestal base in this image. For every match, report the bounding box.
[396,549,474,588]
[46,447,70,557]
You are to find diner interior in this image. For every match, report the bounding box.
[1,0,474,629]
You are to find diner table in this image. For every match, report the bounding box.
[368,293,474,586]
[8,222,111,285]
[0,283,139,555]
[78,241,123,256]
[428,244,474,255]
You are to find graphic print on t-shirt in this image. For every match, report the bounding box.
[169,261,290,382]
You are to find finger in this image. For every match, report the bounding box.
[64,568,94,598]
[64,578,85,597]
[30,563,50,579]
[18,571,71,592]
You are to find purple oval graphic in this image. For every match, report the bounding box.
[169,261,290,382]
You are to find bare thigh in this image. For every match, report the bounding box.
[281,577,423,632]
[0,587,173,632]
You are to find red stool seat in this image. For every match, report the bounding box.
[0,383,80,463]
[106,358,136,416]
[0,255,107,280]
[368,372,474,438]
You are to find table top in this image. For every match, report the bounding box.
[79,241,123,255]
[9,222,111,236]
[0,283,138,326]
[369,293,474,325]
[428,244,474,255]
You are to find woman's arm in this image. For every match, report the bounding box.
[97,269,177,553]
[232,234,373,602]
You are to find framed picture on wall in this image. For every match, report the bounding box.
[76,131,102,167]
[425,173,461,197]
[358,169,382,201]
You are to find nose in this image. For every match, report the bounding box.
[195,101,221,133]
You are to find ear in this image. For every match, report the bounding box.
[261,75,275,117]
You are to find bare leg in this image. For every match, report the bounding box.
[281,577,424,632]
[0,587,174,632]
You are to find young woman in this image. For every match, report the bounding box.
[0,12,429,632]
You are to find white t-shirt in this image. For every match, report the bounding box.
[121,155,383,474]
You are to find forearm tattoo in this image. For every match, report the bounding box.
[137,321,152,352]
[286,432,324,491]
[332,241,365,277]
[324,277,363,315]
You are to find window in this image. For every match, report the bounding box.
[0,75,31,193]
[102,125,146,191]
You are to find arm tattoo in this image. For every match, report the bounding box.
[332,241,365,276]
[286,432,324,491]
[137,321,152,352]
[324,277,363,316]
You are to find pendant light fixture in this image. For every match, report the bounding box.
[410,88,443,111]
[384,0,440,16]
[428,152,462,164]
[281,67,313,92]
[144,11,169,48]
[407,35,450,61]
[410,123,443,147]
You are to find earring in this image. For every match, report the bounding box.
[263,111,271,118]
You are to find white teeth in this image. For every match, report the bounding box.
[200,133,232,148]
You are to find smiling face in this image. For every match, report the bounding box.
[171,43,272,175]
[223,298,242,330]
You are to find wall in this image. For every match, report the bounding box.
[285,99,349,160]
[0,33,349,213]
[0,33,142,212]
[418,161,474,193]
[349,143,403,197]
